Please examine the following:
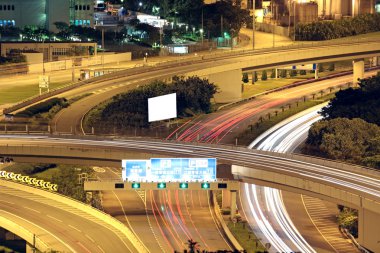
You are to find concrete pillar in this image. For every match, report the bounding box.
[222,189,231,209]
[358,206,364,246]
[275,68,278,79]
[314,64,319,80]
[251,72,255,84]
[353,59,364,85]
[230,190,237,219]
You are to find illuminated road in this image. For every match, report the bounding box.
[241,105,326,253]
[1,136,380,206]
[245,103,358,252]
[97,167,232,252]
[167,70,378,145]
[0,178,147,253]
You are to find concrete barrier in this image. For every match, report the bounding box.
[212,194,244,251]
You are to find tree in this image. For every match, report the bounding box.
[280,69,287,78]
[328,63,335,71]
[338,207,358,237]
[321,75,380,125]
[318,63,324,73]
[290,70,297,77]
[261,70,268,81]
[270,69,276,78]
[305,118,380,164]
[253,72,258,82]
[242,73,249,83]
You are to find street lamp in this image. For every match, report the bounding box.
[200,28,204,44]
[252,0,256,50]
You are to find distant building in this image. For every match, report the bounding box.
[243,0,378,23]
[0,0,94,32]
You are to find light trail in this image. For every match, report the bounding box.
[242,105,325,253]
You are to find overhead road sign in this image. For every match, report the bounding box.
[122,158,217,182]
[84,181,240,191]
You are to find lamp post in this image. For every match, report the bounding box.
[252,0,255,50]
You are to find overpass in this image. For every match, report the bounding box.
[0,135,379,252]
[3,38,380,116]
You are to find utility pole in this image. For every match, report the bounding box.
[201,8,204,45]
[101,28,105,50]
[252,0,255,50]
[272,0,275,48]
[293,1,296,41]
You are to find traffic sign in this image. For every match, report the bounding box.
[179,182,188,189]
[201,182,210,189]
[157,182,166,189]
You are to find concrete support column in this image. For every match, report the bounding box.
[358,206,364,246]
[222,189,231,208]
[353,59,364,85]
[275,68,278,79]
[373,56,380,66]
[207,69,243,103]
[251,72,255,84]
[314,64,319,79]
[230,190,237,219]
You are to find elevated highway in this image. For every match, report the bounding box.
[0,176,148,253]
[0,135,379,251]
[4,38,380,116]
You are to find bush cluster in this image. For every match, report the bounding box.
[16,97,68,117]
[89,76,217,129]
[295,13,380,41]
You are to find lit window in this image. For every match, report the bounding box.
[0,21,2,26]
[12,20,15,26]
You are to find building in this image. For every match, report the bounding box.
[0,0,94,32]
[243,0,378,22]
[0,42,97,61]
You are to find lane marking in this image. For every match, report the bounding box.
[46,214,63,223]
[97,245,106,253]
[85,234,95,243]
[0,199,14,205]
[23,206,41,213]
[77,241,92,253]
[69,224,82,233]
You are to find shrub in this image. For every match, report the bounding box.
[270,69,276,78]
[280,69,287,78]
[242,73,249,83]
[295,13,380,41]
[300,70,307,75]
[16,97,68,117]
[289,70,297,77]
[328,63,335,71]
[261,70,267,81]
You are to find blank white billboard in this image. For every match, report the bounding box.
[148,93,177,122]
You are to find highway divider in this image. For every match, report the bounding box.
[212,193,244,252]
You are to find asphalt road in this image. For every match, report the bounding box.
[96,167,231,252]
[0,179,144,253]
